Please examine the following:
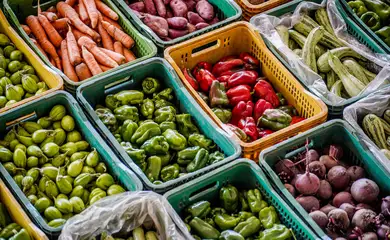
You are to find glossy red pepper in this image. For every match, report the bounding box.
[258,129,274,138]
[226,85,252,106]
[212,59,244,77]
[231,101,254,125]
[254,80,280,108]
[291,116,305,125]
[254,99,273,122]
[244,63,258,70]
[192,61,213,77]
[217,75,230,83]
[195,68,216,92]
[227,70,258,88]
[183,68,199,91]
[238,117,258,141]
[219,67,246,77]
[239,52,260,66]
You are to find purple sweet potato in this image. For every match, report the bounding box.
[183,0,196,11]
[166,7,174,18]
[170,0,188,17]
[142,14,169,37]
[153,0,167,17]
[168,28,189,38]
[167,17,188,30]
[187,11,205,25]
[129,2,145,12]
[187,23,196,33]
[144,0,157,15]
[208,16,219,25]
[164,0,172,4]
[196,0,215,21]
[195,22,209,30]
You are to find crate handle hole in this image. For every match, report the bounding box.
[191,40,220,57]
[189,181,220,202]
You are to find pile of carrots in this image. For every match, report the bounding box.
[21,0,137,82]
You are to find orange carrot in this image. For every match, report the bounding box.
[57,49,62,58]
[30,38,48,59]
[98,64,113,72]
[81,46,102,76]
[57,2,101,42]
[50,57,56,66]
[75,63,92,80]
[52,18,69,31]
[95,0,118,21]
[102,21,134,49]
[123,48,136,62]
[46,6,57,13]
[72,28,90,40]
[21,25,31,35]
[41,12,58,22]
[65,0,77,7]
[61,40,79,82]
[82,0,99,29]
[78,0,90,24]
[26,15,61,70]
[67,26,83,66]
[113,41,123,55]
[98,20,113,51]
[99,48,126,65]
[78,36,118,68]
[38,14,63,48]
[102,15,121,29]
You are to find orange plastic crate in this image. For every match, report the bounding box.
[236,0,292,20]
[164,21,328,160]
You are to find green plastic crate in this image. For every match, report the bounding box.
[114,0,242,54]
[259,120,390,239]
[2,0,157,95]
[251,0,387,118]
[0,91,143,239]
[164,159,320,240]
[76,57,241,193]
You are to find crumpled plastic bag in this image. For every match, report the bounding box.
[250,0,390,105]
[58,191,192,240]
[344,86,390,173]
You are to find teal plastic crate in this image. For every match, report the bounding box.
[0,91,143,239]
[114,0,242,54]
[2,0,157,95]
[259,120,390,239]
[76,57,241,193]
[164,159,320,240]
[252,0,387,118]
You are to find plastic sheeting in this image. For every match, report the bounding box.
[59,191,192,240]
[250,0,390,105]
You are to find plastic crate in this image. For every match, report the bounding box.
[114,0,242,53]
[76,57,241,193]
[164,159,320,240]
[259,120,390,239]
[0,91,143,239]
[0,9,63,114]
[164,21,328,161]
[237,0,292,21]
[0,179,48,240]
[254,0,387,118]
[2,0,157,95]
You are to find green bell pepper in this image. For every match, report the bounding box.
[233,216,261,238]
[114,105,139,122]
[192,235,201,240]
[189,217,220,239]
[205,217,216,228]
[212,108,232,124]
[157,152,171,167]
[198,91,209,104]
[95,108,117,126]
[160,121,176,132]
[360,11,382,30]
[176,114,199,138]
[186,200,211,218]
[131,121,161,145]
[105,94,121,111]
[177,146,201,165]
[214,214,241,230]
[276,93,287,106]
[246,189,268,213]
[9,229,31,240]
[154,106,176,123]
[239,192,249,211]
[186,148,209,173]
[376,26,390,43]
[208,151,225,164]
[238,211,254,221]
[142,77,160,94]
[211,207,227,217]
[209,80,229,107]
[0,203,11,228]
[259,206,280,229]
[188,133,215,150]
[219,185,239,213]
[348,0,368,17]
[120,142,147,171]
[140,99,155,119]
[277,106,298,116]
[160,164,180,182]
[258,109,292,131]
[0,223,22,238]
[145,156,162,182]
[141,136,170,155]
[258,224,292,240]
[219,230,244,240]
[115,90,144,105]
[120,120,138,142]
[361,0,390,23]
[154,99,174,110]
[162,129,187,151]
[153,88,174,101]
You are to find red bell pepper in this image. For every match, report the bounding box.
[244,63,258,70]
[291,116,305,125]
[226,85,252,106]
[192,61,213,76]
[238,117,258,141]
[195,69,216,92]
[254,99,273,122]
[225,123,250,142]
[212,59,244,77]
[219,55,238,62]
[239,52,260,66]
[217,75,230,83]
[258,129,274,138]
[183,68,199,91]
[227,70,258,88]
[219,67,246,77]
[231,101,254,125]
[254,80,280,108]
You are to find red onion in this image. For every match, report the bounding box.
[295,172,320,195]
[309,210,328,228]
[333,192,354,208]
[308,161,326,179]
[327,166,350,190]
[296,196,320,212]
[351,178,379,203]
[317,180,332,200]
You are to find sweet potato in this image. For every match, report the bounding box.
[166,7,174,18]
[141,14,169,37]
[129,2,145,12]
[187,11,205,25]
[208,16,219,25]
[164,0,171,4]
[183,0,196,11]
[187,23,196,33]
[196,0,214,21]
[195,22,209,30]
[168,28,188,38]
[144,0,157,15]
[170,0,188,17]
[153,0,166,17]
[167,17,188,30]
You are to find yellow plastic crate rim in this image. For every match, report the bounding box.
[239,0,292,13]
[0,9,63,113]
[164,21,328,159]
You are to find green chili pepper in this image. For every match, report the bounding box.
[212,108,232,123]
[114,105,139,122]
[160,164,180,182]
[154,106,176,123]
[239,192,249,211]
[140,99,155,119]
[219,185,239,213]
[0,223,22,238]
[120,120,138,142]
[186,148,209,173]
[360,11,382,31]
[142,77,160,94]
[259,206,280,229]
[162,129,187,151]
[105,94,121,111]
[9,229,31,240]
[277,105,298,116]
[140,136,169,155]
[154,99,174,110]
[211,207,227,217]
[131,121,161,145]
[258,109,292,131]
[120,142,147,170]
[189,217,220,239]
[176,114,199,138]
[276,93,287,106]
[246,189,268,213]
[95,108,117,126]
[157,152,171,167]
[214,214,241,230]
[258,224,292,240]
[159,121,176,132]
[208,151,225,164]
[233,216,261,238]
[177,146,201,166]
[186,200,211,219]
[115,90,144,105]
[145,156,161,182]
[238,211,254,221]
[153,88,174,101]
[348,0,368,16]
[219,230,244,240]
[188,133,215,150]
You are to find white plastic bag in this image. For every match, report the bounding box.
[59,191,192,240]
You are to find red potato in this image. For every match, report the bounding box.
[153,0,166,17]
[132,10,144,18]
[195,22,209,30]
[170,0,188,17]
[183,0,196,11]
[129,2,145,12]
[196,0,214,21]
[167,17,188,30]
[144,0,157,15]
[141,14,169,38]
[168,28,188,38]
[187,23,196,33]
[187,11,205,25]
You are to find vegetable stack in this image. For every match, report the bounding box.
[275,7,379,99]
[22,0,137,82]
[182,52,304,143]
[362,110,390,159]
[183,185,292,239]
[0,33,47,108]
[0,105,127,228]
[97,227,158,240]
[0,201,32,240]
[94,77,225,184]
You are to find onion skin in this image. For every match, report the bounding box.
[351,209,376,232]
[295,172,320,195]
[333,192,354,208]
[351,178,379,203]
[347,166,365,182]
[317,180,332,200]
[327,166,350,190]
[320,204,337,215]
[309,210,328,228]
[296,196,320,212]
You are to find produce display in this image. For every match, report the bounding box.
[182,184,292,239]
[94,77,225,184]
[21,0,137,82]
[347,0,390,47]
[0,201,32,240]
[362,110,390,159]
[97,228,158,240]
[0,105,127,228]
[275,7,379,99]
[274,142,390,239]
[181,52,304,142]
[0,33,48,108]
[127,0,220,40]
